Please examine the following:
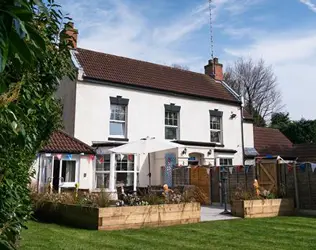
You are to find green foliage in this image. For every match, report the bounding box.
[0,0,74,248]
[251,108,266,127]
[270,112,291,129]
[270,112,316,144]
[31,190,111,210]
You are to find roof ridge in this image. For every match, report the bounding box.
[76,47,210,78]
[57,130,95,152]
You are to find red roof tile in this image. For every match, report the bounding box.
[254,127,293,156]
[294,144,316,162]
[243,109,253,121]
[74,48,240,103]
[41,130,95,154]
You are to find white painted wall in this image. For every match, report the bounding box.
[69,81,256,188]
[243,122,254,148]
[31,153,94,192]
[78,156,94,190]
[74,81,243,162]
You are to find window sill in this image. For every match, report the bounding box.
[108,137,129,142]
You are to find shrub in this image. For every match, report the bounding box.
[31,189,111,210]
[0,0,74,248]
[232,184,279,201]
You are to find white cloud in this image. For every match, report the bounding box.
[224,0,263,15]
[152,4,209,45]
[300,0,316,12]
[224,30,316,119]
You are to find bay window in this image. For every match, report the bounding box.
[95,154,136,190]
[115,154,134,187]
[95,154,110,189]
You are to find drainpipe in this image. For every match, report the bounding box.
[240,96,245,166]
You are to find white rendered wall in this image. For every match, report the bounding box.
[78,156,94,190]
[72,81,257,188]
[243,122,254,148]
[74,81,244,163]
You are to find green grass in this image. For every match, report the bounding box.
[21,217,316,250]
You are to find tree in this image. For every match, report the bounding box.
[224,58,282,126]
[0,1,74,248]
[270,112,316,144]
[270,112,291,129]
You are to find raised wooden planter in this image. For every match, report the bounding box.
[98,202,200,230]
[34,202,99,229]
[34,202,200,230]
[231,199,294,218]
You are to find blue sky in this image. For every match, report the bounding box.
[59,0,316,120]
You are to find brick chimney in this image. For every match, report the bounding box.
[204,57,223,81]
[61,22,78,49]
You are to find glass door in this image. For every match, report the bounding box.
[58,158,78,192]
[39,156,53,193]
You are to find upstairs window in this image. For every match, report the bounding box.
[164,104,181,140]
[210,110,223,143]
[109,96,129,138]
[110,104,126,137]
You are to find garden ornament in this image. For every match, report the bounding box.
[253,179,260,197]
[162,184,173,198]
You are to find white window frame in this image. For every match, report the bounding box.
[210,115,222,143]
[115,154,135,188]
[219,158,233,166]
[95,154,111,190]
[165,111,180,140]
[109,104,127,138]
[59,156,79,190]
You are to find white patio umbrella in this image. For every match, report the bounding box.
[109,137,181,187]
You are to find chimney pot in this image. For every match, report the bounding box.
[204,57,223,81]
[62,22,78,49]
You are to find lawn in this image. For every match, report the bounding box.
[21,217,316,250]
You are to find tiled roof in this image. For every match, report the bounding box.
[243,109,253,121]
[74,48,240,104]
[41,130,95,154]
[294,144,316,162]
[254,127,293,156]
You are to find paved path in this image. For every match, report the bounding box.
[201,204,240,222]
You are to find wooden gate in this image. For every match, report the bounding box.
[257,160,278,193]
[190,167,210,204]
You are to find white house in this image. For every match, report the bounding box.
[37,23,255,195]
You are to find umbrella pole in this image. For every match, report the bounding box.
[148,153,151,190]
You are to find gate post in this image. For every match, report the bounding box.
[293,161,300,209]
